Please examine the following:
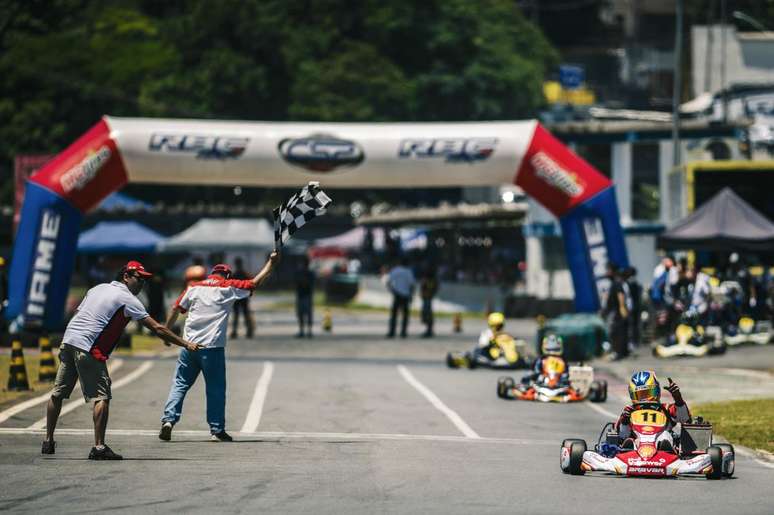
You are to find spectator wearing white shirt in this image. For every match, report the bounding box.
[159,251,278,442]
[386,257,416,338]
[42,261,198,460]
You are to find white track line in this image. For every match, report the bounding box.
[397,365,480,439]
[0,359,124,424]
[0,427,550,445]
[27,360,153,429]
[240,361,274,433]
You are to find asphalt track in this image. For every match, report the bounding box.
[1,312,773,514]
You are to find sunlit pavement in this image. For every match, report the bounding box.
[1,311,772,514]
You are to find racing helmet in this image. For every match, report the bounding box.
[487,312,505,329]
[541,334,563,356]
[628,370,661,404]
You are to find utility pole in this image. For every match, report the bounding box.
[721,0,728,121]
[672,0,684,167]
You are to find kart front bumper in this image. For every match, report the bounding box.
[581,450,712,477]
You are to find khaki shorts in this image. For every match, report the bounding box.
[51,344,112,402]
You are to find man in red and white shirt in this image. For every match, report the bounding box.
[42,261,199,460]
[159,251,279,442]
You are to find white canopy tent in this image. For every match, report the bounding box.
[159,218,275,252]
[313,227,385,251]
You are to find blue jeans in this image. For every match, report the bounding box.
[162,348,226,433]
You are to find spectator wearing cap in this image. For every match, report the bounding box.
[41,261,200,460]
[159,251,279,442]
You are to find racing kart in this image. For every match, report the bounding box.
[496,356,607,403]
[653,313,726,358]
[446,333,531,370]
[724,316,772,346]
[560,403,734,479]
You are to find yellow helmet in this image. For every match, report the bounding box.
[487,312,505,329]
[628,370,661,404]
[541,334,563,356]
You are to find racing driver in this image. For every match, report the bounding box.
[616,370,691,451]
[521,334,567,385]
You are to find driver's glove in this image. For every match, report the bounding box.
[666,381,685,406]
[617,405,634,427]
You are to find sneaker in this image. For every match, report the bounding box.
[41,440,56,455]
[159,422,173,441]
[210,431,233,442]
[88,445,123,460]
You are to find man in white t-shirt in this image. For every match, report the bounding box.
[42,261,199,460]
[159,251,279,442]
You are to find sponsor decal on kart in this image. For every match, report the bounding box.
[626,458,666,466]
[560,447,570,469]
[628,466,666,475]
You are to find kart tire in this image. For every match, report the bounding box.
[569,440,587,475]
[446,353,456,369]
[707,446,724,480]
[715,443,735,478]
[592,380,608,403]
[560,439,584,474]
[497,377,515,399]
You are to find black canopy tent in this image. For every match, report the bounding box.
[659,188,774,251]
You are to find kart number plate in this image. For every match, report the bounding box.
[631,409,667,426]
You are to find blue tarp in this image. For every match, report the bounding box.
[78,221,165,254]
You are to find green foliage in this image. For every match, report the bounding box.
[0,0,559,204]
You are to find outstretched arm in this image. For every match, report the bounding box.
[141,316,200,351]
[251,250,280,287]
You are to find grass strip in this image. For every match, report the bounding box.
[694,398,774,454]
[0,354,48,406]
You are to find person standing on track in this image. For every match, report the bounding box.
[386,257,415,338]
[159,251,279,442]
[41,261,200,460]
[230,257,254,339]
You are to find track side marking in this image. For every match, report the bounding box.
[397,365,480,439]
[27,360,152,430]
[240,361,274,433]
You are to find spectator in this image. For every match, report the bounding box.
[419,265,439,338]
[42,261,198,459]
[147,269,167,324]
[160,252,279,442]
[295,256,315,338]
[603,263,629,360]
[386,257,416,338]
[624,267,642,349]
[231,257,254,339]
[184,256,207,285]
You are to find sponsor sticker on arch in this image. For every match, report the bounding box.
[278,134,364,172]
[514,124,611,217]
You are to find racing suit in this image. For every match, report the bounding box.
[615,401,691,448]
[474,328,501,361]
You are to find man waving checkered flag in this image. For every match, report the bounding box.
[273,182,332,249]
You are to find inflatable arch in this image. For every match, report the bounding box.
[7,116,628,329]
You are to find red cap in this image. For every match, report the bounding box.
[211,263,233,276]
[124,260,153,278]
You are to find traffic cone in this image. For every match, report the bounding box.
[38,334,57,383]
[322,309,333,332]
[453,313,463,333]
[7,338,30,391]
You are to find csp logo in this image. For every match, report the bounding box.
[278,134,364,172]
[398,138,497,163]
[149,134,249,160]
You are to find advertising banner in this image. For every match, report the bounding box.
[6,182,82,329]
[559,187,629,312]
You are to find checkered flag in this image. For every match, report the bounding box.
[273,182,332,249]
